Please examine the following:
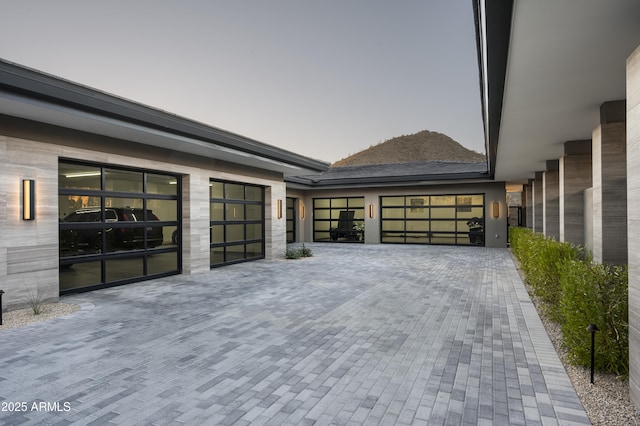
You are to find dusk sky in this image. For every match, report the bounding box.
[0,0,484,164]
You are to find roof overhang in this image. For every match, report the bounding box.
[0,59,329,176]
[476,0,640,182]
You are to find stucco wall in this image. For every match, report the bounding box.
[0,118,286,309]
[287,181,507,248]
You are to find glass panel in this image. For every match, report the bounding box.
[106,226,147,252]
[348,198,365,208]
[246,204,263,220]
[382,208,404,219]
[225,183,244,200]
[332,198,347,208]
[406,221,429,232]
[382,235,405,243]
[431,195,456,206]
[160,225,178,247]
[407,235,429,243]
[353,210,365,220]
[381,196,405,206]
[59,163,101,190]
[146,199,178,221]
[314,232,331,241]
[226,244,245,261]
[286,221,294,232]
[431,221,456,232]
[59,195,101,220]
[210,181,224,199]
[330,210,344,220]
[381,221,405,231]
[314,199,330,208]
[286,198,294,208]
[315,210,331,220]
[104,169,143,193]
[246,242,263,258]
[314,221,331,231]
[210,203,224,221]
[105,197,144,212]
[211,247,225,265]
[226,224,244,242]
[457,195,483,205]
[105,257,144,282]
[431,207,455,219]
[59,261,102,290]
[211,225,224,243]
[60,205,102,222]
[456,206,484,219]
[147,252,178,275]
[147,174,177,195]
[245,186,263,201]
[246,223,262,240]
[226,203,245,220]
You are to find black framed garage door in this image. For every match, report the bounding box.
[58,161,181,294]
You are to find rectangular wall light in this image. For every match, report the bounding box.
[277,199,283,219]
[22,179,35,220]
[300,204,305,219]
[492,201,500,219]
[368,203,374,218]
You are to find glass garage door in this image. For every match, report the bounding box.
[58,161,181,294]
[313,197,365,242]
[380,194,484,246]
[210,180,265,267]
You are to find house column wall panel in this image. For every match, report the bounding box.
[626,43,640,407]
[533,172,544,232]
[525,180,534,228]
[559,140,592,245]
[593,101,627,264]
[543,160,560,240]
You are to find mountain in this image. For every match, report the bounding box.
[331,130,485,167]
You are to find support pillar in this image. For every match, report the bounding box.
[592,100,627,264]
[525,179,533,228]
[533,172,543,233]
[559,140,592,245]
[626,43,640,408]
[543,160,560,240]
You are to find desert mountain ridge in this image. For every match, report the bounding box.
[332,130,485,167]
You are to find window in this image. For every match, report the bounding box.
[58,161,180,293]
[209,180,265,267]
[286,197,296,243]
[380,194,484,246]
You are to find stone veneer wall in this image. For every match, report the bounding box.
[0,119,286,309]
[543,161,560,240]
[533,172,544,233]
[559,141,592,246]
[626,43,640,408]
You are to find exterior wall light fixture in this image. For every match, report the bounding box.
[368,203,374,218]
[22,179,35,220]
[277,199,283,219]
[300,204,305,219]
[492,201,500,219]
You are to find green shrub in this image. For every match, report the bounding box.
[285,244,313,259]
[559,260,628,376]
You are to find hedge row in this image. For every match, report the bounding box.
[509,227,629,376]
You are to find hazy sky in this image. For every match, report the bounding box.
[0,0,484,163]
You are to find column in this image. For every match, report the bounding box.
[626,43,640,408]
[543,160,560,240]
[592,100,627,264]
[525,179,534,228]
[559,140,592,245]
[533,172,543,233]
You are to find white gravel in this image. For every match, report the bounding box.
[0,303,80,331]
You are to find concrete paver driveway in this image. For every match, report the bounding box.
[0,244,589,425]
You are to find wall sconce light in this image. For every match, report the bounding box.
[277,199,283,219]
[492,201,500,219]
[22,179,35,221]
[368,203,375,218]
[300,204,305,220]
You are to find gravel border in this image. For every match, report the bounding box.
[0,303,80,331]
[512,254,640,425]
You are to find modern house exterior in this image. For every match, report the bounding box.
[474,0,640,408]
